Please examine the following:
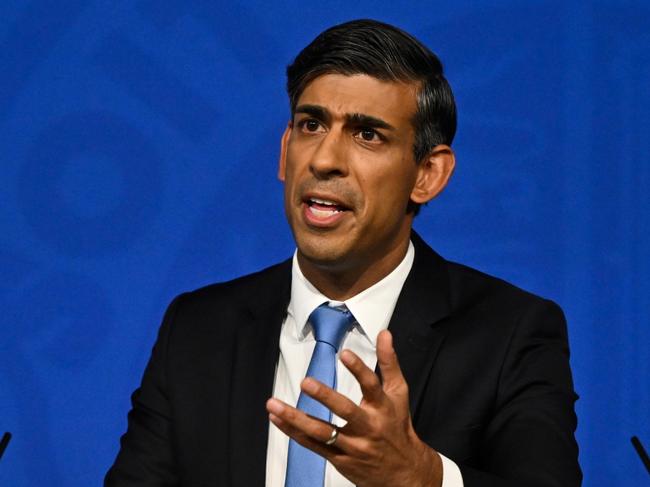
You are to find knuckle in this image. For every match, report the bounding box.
[341,402,357,419]
[350,437,374,460]
[319,423,334,441]
[291,406,307,421]
[368,419,385,441]
[364,374,381,392]
[385,380,408,397]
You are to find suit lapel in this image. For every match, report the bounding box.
[388,232,453,424]
[228,261,291,487]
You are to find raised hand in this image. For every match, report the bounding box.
[267,329,443,487]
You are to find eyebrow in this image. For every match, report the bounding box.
[294,104,395,131]
[294,104,329,122]
[347,113,395,131]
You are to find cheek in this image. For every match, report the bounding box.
[285,145,309,177]
[366,162,416,197]
[282,152,301,185]
[376,178,417,217]
[360,177,406,219]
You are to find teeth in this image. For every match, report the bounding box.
[309,206,340,217]
[310,198,337,206]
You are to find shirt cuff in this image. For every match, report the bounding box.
[439,452,464,487]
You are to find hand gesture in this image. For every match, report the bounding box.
[267,330,442,487]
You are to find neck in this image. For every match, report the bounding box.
[297,237,410,301]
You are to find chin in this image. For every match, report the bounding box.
[295,233,355,269]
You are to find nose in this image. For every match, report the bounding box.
[309,128,349,180]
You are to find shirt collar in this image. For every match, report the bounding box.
[288,241,415,346]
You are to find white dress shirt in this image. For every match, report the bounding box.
[265,242,463,486]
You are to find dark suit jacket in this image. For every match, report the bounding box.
[105,233,581,486]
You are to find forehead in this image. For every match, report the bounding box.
[297,74,419,129]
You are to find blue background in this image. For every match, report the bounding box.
[1,1,649,485]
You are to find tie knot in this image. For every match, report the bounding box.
[308,304,355,351]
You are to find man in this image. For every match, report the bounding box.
[106,19,581,486]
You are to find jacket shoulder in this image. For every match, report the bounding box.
[169,258,292,316]
[444,260,565,323]
[411,232,561,314]
[447,259,559,306]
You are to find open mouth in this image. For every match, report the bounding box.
[306,197,348,217]
[302,196,351,225]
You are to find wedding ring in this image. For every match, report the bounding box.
[324,426,339,446]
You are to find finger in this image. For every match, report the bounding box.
[267,396,367,459]
[266,399,342,458]
[269,411,337,459]
[291,381,371,455]
[339,349,384,404]
[376,330,408,395]
[269,411,363,464]
[301,377,368,425]
[266,398,337,443]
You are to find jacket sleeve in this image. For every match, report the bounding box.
[104,295,185,487]
[459,299,582,487]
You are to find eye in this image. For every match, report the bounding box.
[354,128,382,142]
[298,119,324,133]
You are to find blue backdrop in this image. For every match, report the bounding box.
[1,1,648,485]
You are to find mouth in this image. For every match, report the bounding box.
[301,196,351,227]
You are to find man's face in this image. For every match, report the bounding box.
[279,73,423,276]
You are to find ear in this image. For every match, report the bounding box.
[410,145,455,204]
[278,122,293,182]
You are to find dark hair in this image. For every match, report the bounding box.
[286,19,457,165]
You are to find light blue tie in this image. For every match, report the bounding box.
[284,303,355,487]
